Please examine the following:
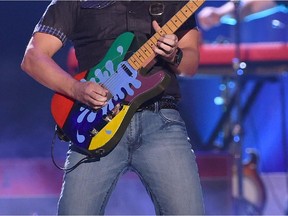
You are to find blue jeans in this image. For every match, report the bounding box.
[57,108,205,215]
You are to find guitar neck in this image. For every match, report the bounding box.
[127,0,205,70]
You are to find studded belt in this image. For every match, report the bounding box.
[137,98,178,112]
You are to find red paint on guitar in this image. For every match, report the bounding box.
[50,71,87,128]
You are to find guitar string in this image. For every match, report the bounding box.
[96,47,151,97]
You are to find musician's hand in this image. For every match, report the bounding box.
[152,20,179,64]
[197,7,222,30]
[197,7,221,30]
[72,81,109,110]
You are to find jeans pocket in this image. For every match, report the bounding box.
[158,109,185,126]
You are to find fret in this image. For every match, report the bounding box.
[175,14,184,24]
[162,24,173,35]
[142,44,153,55]
[148,39,155,49]
[139,48,149,58]
[154,31,162,40]
[149,37,158,47]
[128,56,141,69]
[176,10,188,23]
[171,17,181,29]
[158,29,166,37]
[127,60,137,70]
[165,22,177,34]
[135,52,145,63]
[182,2,194,17]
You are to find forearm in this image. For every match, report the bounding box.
[172,47,199,76]
[21,46,77,99]
[172,29,200,76]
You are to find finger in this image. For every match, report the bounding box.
[156,41,174,55]
[159,34,178,46]
[96,85,109,97]
[158,35,178,51]
[87,96,108,110]
[152,20,161,32]
[90,90,108,102]
[89,83,109,98]
[154,45,167,56]
[157,38,178,56]
[83,84,108,106]
[92,90,108,98]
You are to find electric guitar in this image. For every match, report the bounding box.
[51,0,205,157]
[232,149,267,215]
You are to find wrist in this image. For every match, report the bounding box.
[170,48,183,67]
[67,78,80,100]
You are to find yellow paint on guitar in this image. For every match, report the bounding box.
[88,105,130,150]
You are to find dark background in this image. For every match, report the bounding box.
[0,1,288,173]
[0,1,70,159]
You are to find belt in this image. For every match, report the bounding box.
[137,98,178,112]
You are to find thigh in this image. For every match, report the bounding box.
[57,139,129,215]
[132,109,205,215]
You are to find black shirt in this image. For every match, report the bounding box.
[34,0,198,99]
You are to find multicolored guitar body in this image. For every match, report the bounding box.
[51,0,205,157]
[51,32,169,156]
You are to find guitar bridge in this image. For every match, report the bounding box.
[104,115,112,122]
[103,103,122,123]
[90,128,99,136]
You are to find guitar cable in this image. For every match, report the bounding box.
[50,128,91,173]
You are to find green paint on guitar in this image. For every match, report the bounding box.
[86,32,135,81]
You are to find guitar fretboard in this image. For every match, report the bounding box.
[128,0,205,70]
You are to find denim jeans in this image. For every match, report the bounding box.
[57,108,205,215]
